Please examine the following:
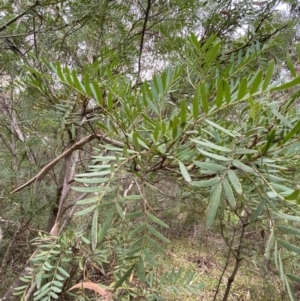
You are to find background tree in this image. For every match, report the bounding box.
[1,0,300,300]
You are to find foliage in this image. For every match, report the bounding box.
[1,0,300,301]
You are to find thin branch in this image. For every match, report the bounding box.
[221,220,247,301]
[10,133,124,194]
[0,1,41,33]
[213,221,237,301]
[33,16,39,58]
[223,25,288,57]
[137,0,152,78]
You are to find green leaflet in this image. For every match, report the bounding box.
[189,32,200,50]
[271,76,300,92]
[147,236,165,253]
[74,205,97,216]
[34,287,51,300]
[129,224,145,239]
[205,119,237,138]
[191,177,221,188]
[107,92,113,112]
[215,79,224,108]
[286,53,296,78]
[91,81,103,105]
[250,199,265,223]
[51,286,62,293]
[143,83,159,114]
[198,148,230,161]
[147,212,169,228]
[84,73,92,96]
[193,83,200,119]
[125,211,144,219]
[57,266,70,277]
[250,69,263,94]
[76,170,111,177]
[277,225,300,236]
[278,252,284,282]
[265,227,275,261]
[285,277,296,301]
[75,177,109,184]
[235,149,258,155]
[50,292,59,299]
[64,67,73,87]
[72,186,105,193]
[263,129,276,153]
[179,161,191,182]
[232,160,255,173]
[72,69,84,91]
[223,178,236,208]
[55,62,65,82]
[134,131,150,150]
[238,77,247,99]
[287,274,300,283]
[171,115,179,139]
[262,60,275,91]
[144,248,155,266]
[13,286,27,293]
[200,82,208,114]
[114,265,135,289]
[147,224,170,243]
[284,189,300,201]
[91,209,98,250]
[132,131,140,151]
[223,79,231,103]
[274,212,300,222]
[191,139,231,152]
[227,170,242,194]
[271,109,293,128]
[116,202,125,220]
[136,257,146,281]
[278,240,300,254]
[206,182,222,227]
[98,208,115,243]
[282,120,300,145]
[193,161,227,171]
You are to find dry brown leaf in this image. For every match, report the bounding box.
[69,281,112,300]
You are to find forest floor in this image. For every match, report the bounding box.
[159,222,288,301]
